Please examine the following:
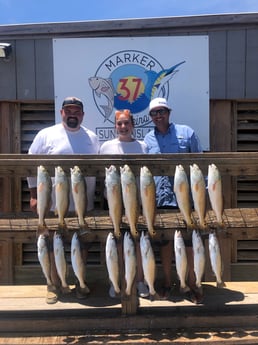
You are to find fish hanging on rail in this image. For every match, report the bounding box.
[208,231,226,288]
[105,165,122,239]
[208,164,224,228]
[53,231,71,294]
[140,166,156,237]
[54,166,69,232]
[120,164,139,238]
[70,166,88,234]
[105,232,120,297]
[174,165,194,229]
[174,230,190,293]
[37,165,52,235]
[190,164,207,230]
[123,231,136,296]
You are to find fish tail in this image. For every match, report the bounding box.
[130,227,139,239]
[78,224,91,236]
[37,224,49,236]
[114,227,122,239]
[58,222,68,234]
[180,285,190,294]
[217,281,226,288]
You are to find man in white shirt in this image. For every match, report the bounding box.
[27,96,100,304]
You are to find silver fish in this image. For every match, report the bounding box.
[120,165,139,238]
[105,232,120,294]
[105,165,122,238]
[37,165,52,235]
[54,166,69,231]
[192,229,205,290]
[140,166,156,237]
[190,164,207,230]
[53,231,70,293]
[140,231,156,298]
[174,230,190,293]
[123,231,136,296]
[70,166,88,230]
[71,232,90,293]
[37,234,52,286]
[209,232,225,288]
[174,165,194,229]
[208,164,224,227]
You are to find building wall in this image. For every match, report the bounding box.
[0,13,258,101]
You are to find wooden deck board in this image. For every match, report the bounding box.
[1,283,258,343]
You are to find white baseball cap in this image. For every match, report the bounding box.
[149,97,171,112]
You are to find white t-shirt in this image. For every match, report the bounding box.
[27,123,100,211]
[99,138,147,154]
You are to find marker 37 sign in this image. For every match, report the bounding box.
[88,50,185,127]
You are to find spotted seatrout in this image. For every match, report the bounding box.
[174,230,190,293]
[208,164,224,227]
[71,232,90,294]
[120,165,139,238]
[123,231,136,296]
[37,234,52,286]
[192,229,205,291]
[105,165,122,238]
[37,165,52,235]
[174,165,194,229]
[140,166,156,237]
[54,166,69,231]
[105,232,120,295]
[209,232,225,288]
[70,166,88,231]
[140,231,156,299]
[53,231,71,294]
[190,164,207,230]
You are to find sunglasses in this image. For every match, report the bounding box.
[149,108,168,117]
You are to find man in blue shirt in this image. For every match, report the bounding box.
[144,97,203,303]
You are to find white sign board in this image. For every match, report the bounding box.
[53,36,209,150]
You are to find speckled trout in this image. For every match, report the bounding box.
[70,166,88,231]
[174,165,194,229]
[105,165,122,239]
[140,166,156,237]
[190,164,207,230]
[37,165,52,235]
[120,165,139,238]
[37,234,52,286]
[53,231,71,294]
[192,229,205,291]
[208,164,224,227]
[209,232,225,288]
[105,232,120,295]
[71,232,90,294]
[54,166,69,231]
[123,231,136,296]
[140,231,156,299]
[174,230,190,293]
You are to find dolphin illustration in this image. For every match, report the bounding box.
[88,76,116,122]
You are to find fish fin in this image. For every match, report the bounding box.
[37,182,45,192]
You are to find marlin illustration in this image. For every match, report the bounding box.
[145,60,186,100]
[88,76,116,122]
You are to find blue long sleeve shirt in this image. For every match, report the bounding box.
[144,122,202,207]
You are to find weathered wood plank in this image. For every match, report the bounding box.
[0,152,258,178]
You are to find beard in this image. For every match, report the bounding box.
[66,117,79,129]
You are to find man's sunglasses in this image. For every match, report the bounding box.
[149,108,168,117]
